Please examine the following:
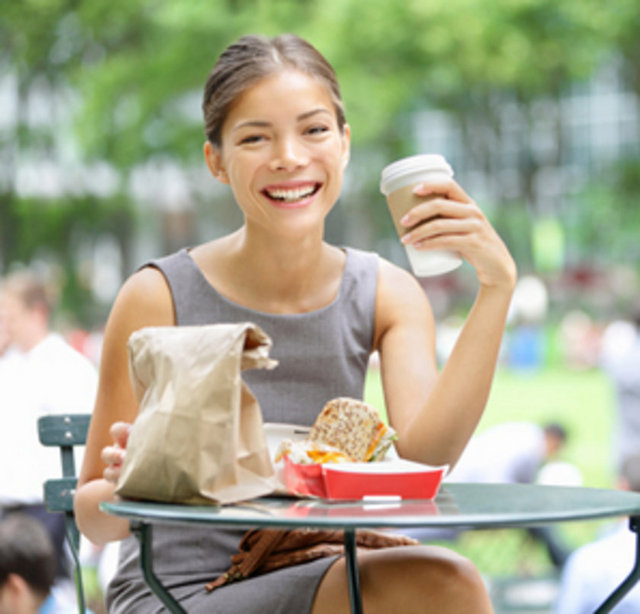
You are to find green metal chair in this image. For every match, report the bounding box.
[38,413,92,614]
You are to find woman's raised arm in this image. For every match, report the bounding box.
[375,178,516,469]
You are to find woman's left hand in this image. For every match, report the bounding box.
[400,179,516,290]
[101,421,131,486]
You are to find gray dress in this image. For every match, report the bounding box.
[106,246,379,613]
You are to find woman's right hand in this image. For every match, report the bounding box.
[101,422,131,485]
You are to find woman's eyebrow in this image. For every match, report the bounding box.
[231,108,332,133]
[297,108,332,121]
[231,120,270,133]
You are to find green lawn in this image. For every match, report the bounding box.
[479,366,616,490]
[365,364,617,488]
[364,364,620,576]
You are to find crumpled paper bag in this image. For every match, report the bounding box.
[115,322,279,505]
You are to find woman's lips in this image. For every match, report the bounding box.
[262,182,321,208]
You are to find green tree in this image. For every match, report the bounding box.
[3,0,639,324]
[0,0,138,324]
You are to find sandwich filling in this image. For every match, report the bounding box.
[276,397,396,465]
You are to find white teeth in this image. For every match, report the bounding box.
[266,185,316,202]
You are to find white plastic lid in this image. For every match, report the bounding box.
[380,154,453,195]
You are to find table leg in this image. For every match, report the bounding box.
[131,521,187,614]
[594,516,640,613]
[344,529,363,614]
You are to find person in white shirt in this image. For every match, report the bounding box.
[446,421,567,484]
[0,270,98,583]
[555,453,640,614]
[600,305,640,472]
[405,421,571,566]
[449,421,571,567]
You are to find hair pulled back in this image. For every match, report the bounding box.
[202,34,346,147]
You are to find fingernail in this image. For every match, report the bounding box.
[401,234,411,244]
[400,214,410,226]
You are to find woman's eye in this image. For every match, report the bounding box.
[239,134,265,145]
[307,125,329,136]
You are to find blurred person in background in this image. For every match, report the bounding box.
[0,514,56,614]
[405,422,573,567]
[506,275,549,372]
[555,453,640,614]
[600,301,640,472]
[0,308,11,359]
[0,270,98,594]
[0,291,23,377]
[448,421,573,568]
[445,421,569,485]
[0,513,78,614]
[559,310,601,370]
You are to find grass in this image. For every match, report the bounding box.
[478,366,616,490]
[363,363,619,576]
[364,364,616,488]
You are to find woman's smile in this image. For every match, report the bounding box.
[262,180,322,208]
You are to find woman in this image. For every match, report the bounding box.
[75,33,516,613]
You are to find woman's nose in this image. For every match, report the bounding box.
[269,137,308,171]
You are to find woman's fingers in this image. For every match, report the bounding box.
[101,444,125,466]
[394,175,516,289]
[411,178,472,204]
[399,194,516,289]
[102,422,132,484]
[400,198,481,241]
[101,445,125,484]
[402,220,475,248]
[110,421,131,448]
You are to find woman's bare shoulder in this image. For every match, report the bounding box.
[109,266,175,332]
[373,256,435,348]
[376,256,431,307]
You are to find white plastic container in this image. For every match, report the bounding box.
[380,154,462,276]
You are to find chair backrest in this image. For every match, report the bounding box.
[38,413,91,614]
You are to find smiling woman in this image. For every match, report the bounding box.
[74,33,516,614]
[203,69,350,239]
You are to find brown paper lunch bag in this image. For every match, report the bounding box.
[115,322,279,505]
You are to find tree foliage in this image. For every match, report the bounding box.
[2,0,640,324]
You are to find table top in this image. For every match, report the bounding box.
[102,482,640,531]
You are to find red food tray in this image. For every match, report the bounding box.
[283,455,447,501]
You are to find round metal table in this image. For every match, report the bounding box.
[102,482,640,613]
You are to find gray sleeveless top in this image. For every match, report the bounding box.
[106,246,379,613]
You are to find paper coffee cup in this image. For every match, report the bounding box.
[380,154,463,277]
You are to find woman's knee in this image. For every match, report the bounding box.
[314,545,493,614]
[418,547,492,610]
[362,546,492,612]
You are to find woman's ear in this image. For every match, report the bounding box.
[340,124,351,170]
[203,141,230,184]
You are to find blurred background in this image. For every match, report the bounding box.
[2,0,640,611]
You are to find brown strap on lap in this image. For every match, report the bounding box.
[206,528,419,592]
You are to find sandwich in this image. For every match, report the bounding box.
[275,397,396,464]
[309,397,396,462]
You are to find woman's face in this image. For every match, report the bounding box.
[205,69,350,240]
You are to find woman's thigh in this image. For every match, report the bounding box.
[312,544,493,614]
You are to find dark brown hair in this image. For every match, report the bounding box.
[0,514,56,598]
[202,34,346,147]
